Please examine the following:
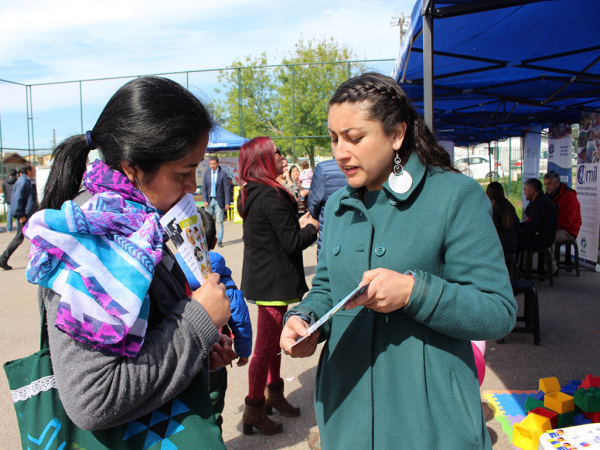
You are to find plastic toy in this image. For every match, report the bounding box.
[580,375,600,389]
[539,377,561,394]
[513,413,552,450]
[574,387,600,413]
[471,341,485,386]
[529,407,558,429]
[544,391,574,414]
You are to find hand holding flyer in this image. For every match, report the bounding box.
[160,193,212,285]
[279,282,370,355]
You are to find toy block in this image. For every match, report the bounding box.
[584,411,600,423]
[513,413,552,450]
[532,391,545,401]
[556,409,575,427]
[580,375,600,389]
[570,379,582,387]
[544,391,574,414]
[561,384,578,396]
[539,377,561,393]
[529,407,558,429]
[573,412,593,426]
[574,387,600,413]
[525,396,545,414]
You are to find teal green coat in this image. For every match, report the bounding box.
[288,154,517,450]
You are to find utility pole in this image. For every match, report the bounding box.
[390,13,410,47]
[52,129,56,149]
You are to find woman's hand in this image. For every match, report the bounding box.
[299,211,318,229]
[192,273,231,328]
[209,334,238,371]
[344,268,415,314]
[280,315,320,358]
[236,357,249,367]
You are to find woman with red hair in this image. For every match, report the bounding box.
[237,137,318,435]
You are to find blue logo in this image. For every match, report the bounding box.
[549,143,555,155]
[581,237,587,250]
[577,165,586,185]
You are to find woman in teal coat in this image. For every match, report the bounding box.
[281,73,517,450]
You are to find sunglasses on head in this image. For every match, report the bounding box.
[274,148,282,157]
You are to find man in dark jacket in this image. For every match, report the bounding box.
[308,159,346,258]
[0,164,38,270]
[2,169,18,232]
[518,178,558,253]
[202,156,231,247]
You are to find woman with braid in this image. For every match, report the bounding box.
[280,73,516,449]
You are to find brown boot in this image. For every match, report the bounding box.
[242,396,283,436]
[265,379,300,417]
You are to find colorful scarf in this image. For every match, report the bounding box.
[25,160,164,357]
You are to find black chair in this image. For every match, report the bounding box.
[554,239,580,277]
[497,279,541,345]
[504,252,517,279]
[519,247,554,287]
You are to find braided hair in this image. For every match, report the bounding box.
[329,72,455,171]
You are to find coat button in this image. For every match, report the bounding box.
[389,198,398,206]
[333,244,341,255]
[375,245,386,256]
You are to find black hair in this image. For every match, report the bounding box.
[524,178,543,193]
[9,169,17,177]
[20,163,33,175]
[40,76,214,210]
[197,207,216,249]
[329,72,455,171]
[486,182,516,229]
[209,156,219,163]
[543,171,560,182]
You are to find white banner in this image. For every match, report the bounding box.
[522,126,542,215]
[576,163,600,270]
[548,124,573,187]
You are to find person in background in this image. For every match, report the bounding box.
[2,168,18,232]
[203,156,231,247]
[175,207,252,433]
[23,76,235,448]
[290,165,309,215]
[308,158,346,258]
[518,178,558,258]
[543,170,582,271]
[298,160,313,202]
[486,181,519,255]
[0,163,38,270]
[237,137,318,436]
[280,72,516,450]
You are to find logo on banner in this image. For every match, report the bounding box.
[578,165,598,185]
[581,237,587,250]
[549,144,555,155]
[578,165,586,184]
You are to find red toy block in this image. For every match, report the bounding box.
[529,407,558,429]
[584,411,600,423]
[580,375,600,389]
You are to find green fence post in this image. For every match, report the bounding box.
[292,65,296,161]
[237,68,244,137]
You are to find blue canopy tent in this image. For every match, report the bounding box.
[392,0,600,145]
[207,125,248,152]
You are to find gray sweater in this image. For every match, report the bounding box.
[41,192,220,431]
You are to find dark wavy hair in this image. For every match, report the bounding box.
[486,182,516,229]
[41,76,214,210]
[329,72,455,171]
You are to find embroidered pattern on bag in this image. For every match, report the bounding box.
[11,375,58,403]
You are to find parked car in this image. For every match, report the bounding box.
[454,156,504,179]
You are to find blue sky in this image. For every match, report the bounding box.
[0,0,414,151]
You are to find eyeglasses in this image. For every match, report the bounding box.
[274,148,282,157]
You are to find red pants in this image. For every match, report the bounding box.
[247,305,287,400]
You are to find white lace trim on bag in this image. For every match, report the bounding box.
[11,375,57,403]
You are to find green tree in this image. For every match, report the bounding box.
[212,37,364,167]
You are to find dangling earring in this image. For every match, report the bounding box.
[388,151,413,194]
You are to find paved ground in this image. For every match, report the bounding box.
[1,220,599,450]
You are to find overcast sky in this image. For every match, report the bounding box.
[0,0,414,84]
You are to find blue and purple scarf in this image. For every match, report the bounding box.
[25,160,164,357]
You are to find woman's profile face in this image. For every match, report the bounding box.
[131,132,208,212]
[328,101,406,191]
[291,166,300,180]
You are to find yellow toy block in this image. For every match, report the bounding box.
[539,377,561,393]
[513,413,552,450]
[544,391,575,414]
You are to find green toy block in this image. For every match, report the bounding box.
[524,396,545,414]
[513,413,552,450]
[574,387,600,413]
[557,409,575,427]
[544,391,574,414]
[539,377,561,393]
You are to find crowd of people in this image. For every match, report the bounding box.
[0,71,584,449]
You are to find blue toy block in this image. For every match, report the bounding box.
[561,384,578,396]
[573,412,593,426]
[570,379,582,387]
[532,391,545,401]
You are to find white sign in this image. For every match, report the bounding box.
[576,163,600,270]
[522,126,542,215]
[548,124,573,187]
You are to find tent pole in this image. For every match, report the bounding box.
[422,0,434,132]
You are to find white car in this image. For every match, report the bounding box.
[454,156,504,179]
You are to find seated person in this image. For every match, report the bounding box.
[486,181,519,254]
[518,178,558,255]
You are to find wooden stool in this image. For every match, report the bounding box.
[520,247,554,287]
[498,279,541,345]
[554,239,580,277]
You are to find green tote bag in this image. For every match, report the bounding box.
[3,306,225,450]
